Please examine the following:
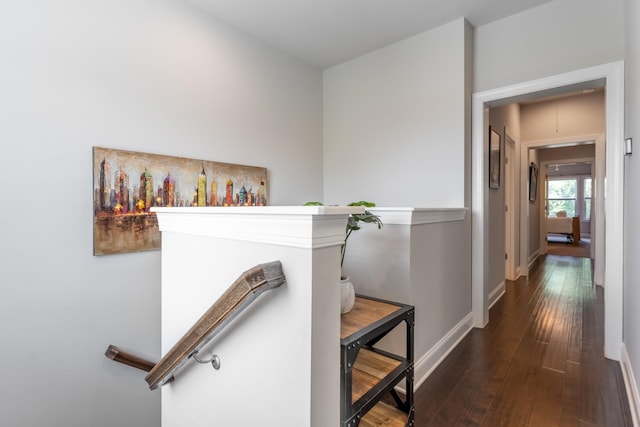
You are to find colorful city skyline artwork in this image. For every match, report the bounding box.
[93,147,268,255]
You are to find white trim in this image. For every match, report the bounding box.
[528,249,540,270]
[398,312,474,393]
[621,344,640,427]
[603,61,625,359]
[368,207,467,225]
[488,281,505,309]
[472,61,624,360]
[472,103,490,327]
[152,205,363,249]
[514,266,522,279]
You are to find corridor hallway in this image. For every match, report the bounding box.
[412,255,633,426]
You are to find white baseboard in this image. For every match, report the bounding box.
[621,343,640,426]
[528,249,540,270]
[489,281,505,309]
[395,313,474,394]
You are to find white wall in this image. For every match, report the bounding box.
[538,145,596,163]
[322,19,474,389]
[0,2,323,426]
[475,0,624,92]
[545,161,592,176]
[520,91,605,141]
[623,0,640,420]
[323,18,471,207]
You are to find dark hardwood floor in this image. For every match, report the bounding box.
[412,254,633,426]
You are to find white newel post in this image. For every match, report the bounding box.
[153,206,362,427]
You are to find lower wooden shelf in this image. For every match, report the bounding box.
[360,401,409,427]
[352,349,402,403]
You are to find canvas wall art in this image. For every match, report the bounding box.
[93,147,268,255]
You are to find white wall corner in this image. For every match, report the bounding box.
[621,344,640,427]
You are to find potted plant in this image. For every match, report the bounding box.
[305,201,383,313]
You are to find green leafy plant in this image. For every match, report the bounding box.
[304,201,383,272]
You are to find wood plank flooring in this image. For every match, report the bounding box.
[412,255,633,426]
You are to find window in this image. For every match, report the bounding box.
[547,178,577,217]
[546,175,592,222]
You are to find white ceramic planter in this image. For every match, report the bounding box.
[340,276,355,314]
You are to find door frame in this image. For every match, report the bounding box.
[471,61,624,360]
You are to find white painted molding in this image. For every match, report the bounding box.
[528,249,540,270]
[408,313,474,392]
[368,207,467,225]
[603,61,625,360]
[621,344,640,427]
[489,281,505,309]
[152,206,364,249]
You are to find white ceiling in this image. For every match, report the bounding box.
[184,0,554,69]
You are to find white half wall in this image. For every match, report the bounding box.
[155,206,358,427]
[342,208,472,388]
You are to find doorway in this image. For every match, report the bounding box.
[541,157,595,259]
[471,61,624,360]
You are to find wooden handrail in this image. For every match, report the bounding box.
[106,261,285,390]
[105,345,156,372]
[144,260,285,389]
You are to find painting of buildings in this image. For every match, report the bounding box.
[93,147,268,255]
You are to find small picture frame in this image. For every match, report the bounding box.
[489,126,501,189]
[529,162,538,202]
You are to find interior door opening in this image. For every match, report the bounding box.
[472,61,624,359]
[543,159,594,258]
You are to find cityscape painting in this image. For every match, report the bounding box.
[93,147,268,255]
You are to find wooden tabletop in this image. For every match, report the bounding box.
[341,296,402,340]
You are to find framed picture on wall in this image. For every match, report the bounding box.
[92,147,268,256]
[529,162,538,202]
[489,126,501,189]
